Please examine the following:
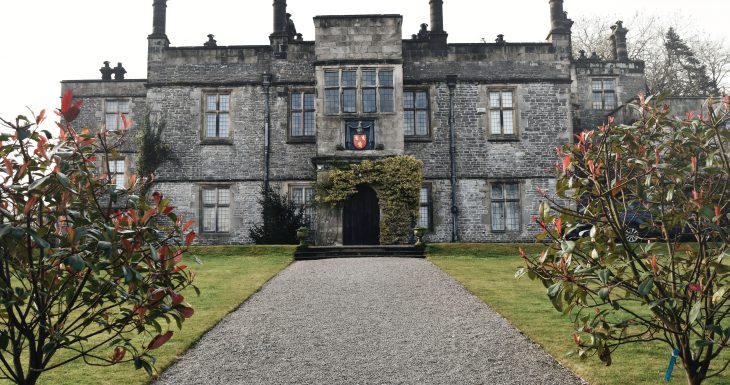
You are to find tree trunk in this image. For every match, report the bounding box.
[684,365,705,385]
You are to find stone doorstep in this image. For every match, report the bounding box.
[294,245,426,260]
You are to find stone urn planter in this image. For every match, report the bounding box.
[296,227,310,248]
[413,226,426,247]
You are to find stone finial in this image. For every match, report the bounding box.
[578,50,587,60]
[295,33,303,42]
[100,61,113,81]
[204,34,217,47]
[495,34,505,44]
[113,63,126,81]
[589,52,601,62]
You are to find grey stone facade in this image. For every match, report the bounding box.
[61,1,647,245]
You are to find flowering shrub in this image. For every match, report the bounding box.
[520,93,729,385]
[0,91,197,384]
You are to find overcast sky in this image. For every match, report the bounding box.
[0,0,728,123]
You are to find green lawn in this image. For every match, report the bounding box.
[26,245,294,385]
[428,243,728,385]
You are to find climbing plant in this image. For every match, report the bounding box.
[315,156,423,244]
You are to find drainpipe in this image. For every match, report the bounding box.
[446,74,459,242]
[262,74,273,192]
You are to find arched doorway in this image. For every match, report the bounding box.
[343,185,380,245]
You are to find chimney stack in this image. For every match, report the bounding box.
[547,0,573,59]
[430,0,444,33]
[610,21,629,61]
[428,0,448,50]
[549,0,566,33]
[151,0,167,38]
[272,0,287,36]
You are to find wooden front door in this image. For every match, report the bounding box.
[343,185,380,245]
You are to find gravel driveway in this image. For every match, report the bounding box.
[155,258,586,385]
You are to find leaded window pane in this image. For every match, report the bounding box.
[418,207,430,228]
[603,79,615,90]
[592,93,603,110]
[491,202,505,231]
[490,92,501,108]
[404,112,415,136]
[420,187,429,204]
[490,111,502,134]
[304,112,315,136]
[343,89,356,113]
[218,189,230,205]
[378,70,393,86]
[380,88,394,113]
[416,111,428,136]
[206,114,217,137]
[502,110,514,134]
[203,207,216,232]
[107,100,119,113]
[362,70,376,87]
[605,93,616,109]
[292,188,303,204]
[291,93,301,109]
[506,202,520,231]
[362,89,376,113]
[491,184,503,199]
[106,115,118,131]
[418,186,431,230]
[404,91,414,109]
[303,93,314,109]
[218,114,229,137]
[325,71,339,87]
[217,207,230,232]
[207,96,217,111]
[219,95,229,111]
[291,112,302,136]
[501,91,513,106]
[342,71,357,87]
[506,183,519,199]
[592,80,602,91]
[415,91,428,109]
[203,189,216,205]
[325,89,339,114]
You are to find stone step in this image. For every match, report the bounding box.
[294,245,425,261]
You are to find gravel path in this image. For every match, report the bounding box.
[155,258,586,385]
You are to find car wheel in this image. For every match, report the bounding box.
[625,226,640,243]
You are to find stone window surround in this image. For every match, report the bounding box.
[322,66,396,116]
[487,180,522,233]
[109,158,126,190]
[287,183,316,231]
[404,87,432,141]
[200,89,233,145]
[104,99,130,131]
[485,86,519,142]
[418,182,434,231]
[288,87,316,144]
[591,78,617,110]
[199,184,232,235]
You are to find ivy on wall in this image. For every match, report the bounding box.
[315,156,424,244]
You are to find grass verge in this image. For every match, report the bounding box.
[26,245,295,385]
[428,243,727,385]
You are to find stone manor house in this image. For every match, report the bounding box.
[61,0,646,245]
